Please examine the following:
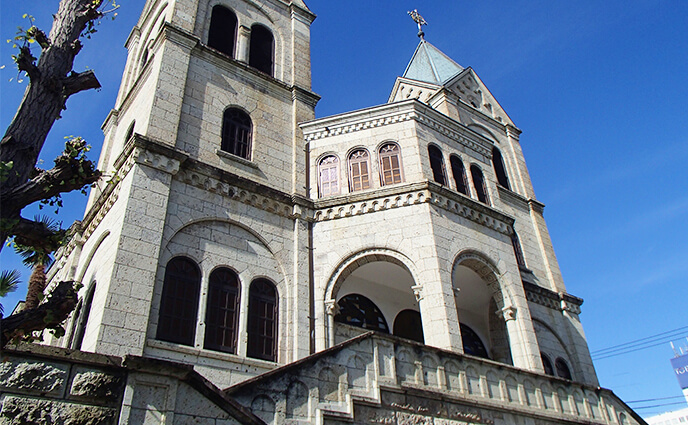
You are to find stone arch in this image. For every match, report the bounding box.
[251,395,276,425]
[395,348,417,385]
[465,366,481,396]
[325,248,423,345]
[421,354,439,387]
[452,250,513,364]
[346,354,368,391]
[467,123,499,143]
[318,367,340,402]
[522,379,537,407]
[444,361,461,392]
[485,370,501,400]
[532,318,577,379]
[504,375,519,403]
[286,380,309,419]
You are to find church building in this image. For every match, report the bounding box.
[8,0,646,423]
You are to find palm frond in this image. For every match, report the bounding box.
[0,269,21,315]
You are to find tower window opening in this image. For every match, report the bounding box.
[379,143,403,185]
[541,352,555,376]
[393,309,424,343]
[348,149,371,192]
[247,279,278,361]
[555,357,573,380]
[511,232,526,268]
[157,257,201,346]
[318,155,340,197]
[204,268,240,354]
[450,154,468,195]
[249,24,274,76]
[428,145,447,185]
[335,293,389,333]
[492,147,510,189]
[470,164,490,205]
[221,108,252,159]
[208,6,237,58]
[460,323,489,359]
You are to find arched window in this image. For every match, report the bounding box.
[157,257,201,346]
[428,145,446,185]
[221,108,252,159]
[379,143,403,185]
[125,121,135,143]
[71,281,96,350]
[335,294,389,333]
[511,232,526,268]
[318,155,339,197]
[393,310,424,343]
[450,155,468,195]
[348,149,371,192]
[460,323,489,359]
[247,279,278,361]
[208,6,237,58]
[204,267,240,354]
[249,24,274,76]
[555,357,572,380]
[470,164,490,204]
[492,147,510,189]
[541,352,555,376]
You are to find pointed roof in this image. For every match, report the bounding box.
[403,39,464,85]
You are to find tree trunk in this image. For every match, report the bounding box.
[24,263,47,310]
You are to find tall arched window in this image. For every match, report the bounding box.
[460,323,489,359]
[335,294,389,333]
[555,357,572,380]
[450,154,468,195]
[71,281,96,350]
[492,147,510,189]
[125,121,135,143]
[157,257,201,346]
[204,267,240,354]
[511,232,526,268]
[208,6,237,58]
[541,352,555,376]
[379,143,403,185]
[221,108,252,159]
[470,164,490,205]
[348,149,371,192]
[428,145,446,185]
[318,155,339,197]
[247,279,278,361]
[249,24,274,76]
[393,310,424,343]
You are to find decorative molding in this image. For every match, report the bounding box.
[324,299,339,316]
[499,306,518,322]
[523,281,583,314]
[135,147,182,174]
[411,285,423,302]
[314,181,514,236]
[304,111,415,142]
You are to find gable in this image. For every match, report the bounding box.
[442,68,515,126]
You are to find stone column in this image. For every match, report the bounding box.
[237,25,251,63]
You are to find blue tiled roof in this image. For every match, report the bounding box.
[403,40,464,85]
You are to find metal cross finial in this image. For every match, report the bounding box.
[408,9,427,39]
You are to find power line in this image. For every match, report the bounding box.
[591,325,688,354]
[592,336,688,360]
[631,401,688,410]
[592,331,688,357]
[627,395,688,404]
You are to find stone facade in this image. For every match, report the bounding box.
[9,0,644,423]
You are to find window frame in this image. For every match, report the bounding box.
[248,24,274,76]
[378,142,403,186]
[348,148,371,192]
[318,155,340,197]
[470,164,490,205]
[221,107,253,160]
[204,267,241,354]
[428,144,447,185]
[157,256,201,346]
[449,154,469,195]
[492,146,511,190]
[334,293,389,333]
[207,5,238,58]
[247,278,279,362]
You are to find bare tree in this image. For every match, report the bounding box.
[0,0,117,346]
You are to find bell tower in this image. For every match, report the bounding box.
[52,0,319,387]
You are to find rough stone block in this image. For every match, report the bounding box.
[0,359,68,397]
[0,395,115,425]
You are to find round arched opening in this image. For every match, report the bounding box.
[333,260,421,344]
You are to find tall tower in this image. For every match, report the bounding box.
[50,0,319,387]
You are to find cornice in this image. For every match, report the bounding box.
[314,181,514,236]
[497,185,530,212]
[523,281,583,315]
[302,100,493,158]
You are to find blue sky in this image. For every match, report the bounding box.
[1,0,687,416]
